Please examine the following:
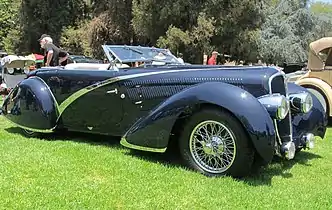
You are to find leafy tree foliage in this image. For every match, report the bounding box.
[18,0,88,53]
[257,0,332,64]
[0,0,21,53]
[2,0,332,64]
[60,21,91,56]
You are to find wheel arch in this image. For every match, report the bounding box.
[169,103,270,165]
[296,77,332,116]
[1,76,59,132]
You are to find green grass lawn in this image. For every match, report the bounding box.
[0,117,331,209]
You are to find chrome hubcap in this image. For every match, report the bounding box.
[189,120,236,174]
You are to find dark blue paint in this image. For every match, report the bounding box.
[125,82,276,162]
[1,65,328,161]
[1,76,59,130]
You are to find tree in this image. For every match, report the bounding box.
[18,0,88,53]
[156,12,216,62]
[0,0,21,53]
[257,0,332,64]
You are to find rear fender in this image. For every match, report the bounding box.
[121,82,276,162]
[1,76,59,132]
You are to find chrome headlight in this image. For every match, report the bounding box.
[289,92,313,113]
[258,94,290,120]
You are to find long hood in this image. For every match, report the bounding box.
[113,65,280,98]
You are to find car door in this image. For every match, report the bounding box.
[58,70,124,136]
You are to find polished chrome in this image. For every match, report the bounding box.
[3,117,55,133]
[258,93,290,120]
[106,88,118,94]
[302,133,315,149]
[281,141,296,160]
[268,70,294,145]
[289,92,313,113]
[120,137,167,153]
[189,120,236,174]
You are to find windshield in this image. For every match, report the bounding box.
[103,45,181,64]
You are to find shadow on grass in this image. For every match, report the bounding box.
[4,127,123,150]
[242,151,322,186]
[4,126,324,186]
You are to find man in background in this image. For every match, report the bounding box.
[207,51,218,65]
[38,34,68,67]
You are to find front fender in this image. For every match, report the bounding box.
[295,77,332,116]
[1,76,59,132]
[122,82,276,162]
[287,83,328,141]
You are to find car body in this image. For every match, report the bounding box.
[287,37,332,118]
[1,45,328,177]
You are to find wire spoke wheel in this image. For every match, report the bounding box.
[189,120,236,174]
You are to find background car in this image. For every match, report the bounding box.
[66,55,103,64]
[287,37,332,118]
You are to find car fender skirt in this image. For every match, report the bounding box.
[1,76,59,132]
[288,83,328,140]
[122,82,276,162]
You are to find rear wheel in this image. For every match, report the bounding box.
[178,108,255,177]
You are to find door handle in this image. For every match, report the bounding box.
[106,88,118,94]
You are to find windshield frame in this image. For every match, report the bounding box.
[102,45,181,65]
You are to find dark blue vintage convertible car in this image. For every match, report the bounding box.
[1,45,328,177]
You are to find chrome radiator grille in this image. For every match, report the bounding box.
[269,73,292,143]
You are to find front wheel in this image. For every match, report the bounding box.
[178,108,255,177]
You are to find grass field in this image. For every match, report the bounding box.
[0,117,331,209]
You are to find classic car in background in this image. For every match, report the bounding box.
[1,45,328,177]
[282,62,307,74]
[0,53,38,75]
[66,55,103,64]
[287,37,332,118]
[0,54,35,75]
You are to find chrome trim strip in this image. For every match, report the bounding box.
[2,116,55,133]
[120,137,167,153]
[102,45,116,63]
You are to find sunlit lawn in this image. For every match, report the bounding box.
[0,116,331,209]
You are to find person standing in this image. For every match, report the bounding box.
[207,51,218,65]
